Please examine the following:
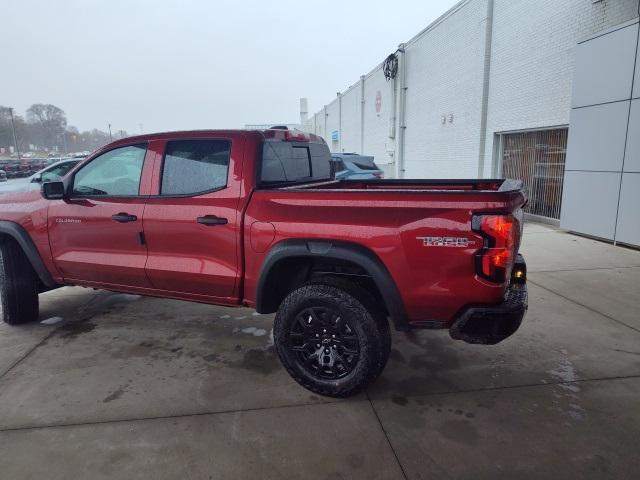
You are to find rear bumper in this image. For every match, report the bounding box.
[449,255,528,345]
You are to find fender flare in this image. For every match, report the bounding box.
[256,239,409,331]
[0,220,57,288]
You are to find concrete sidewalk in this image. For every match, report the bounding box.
[1,223,639,479]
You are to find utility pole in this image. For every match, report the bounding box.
[108,123,113,141]
[8,107,21,161]
[61,130,67,155]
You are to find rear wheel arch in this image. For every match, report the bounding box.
[255,239,409,331]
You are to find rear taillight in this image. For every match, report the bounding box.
[472,214,519,283]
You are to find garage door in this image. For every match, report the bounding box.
[499,128,568,221]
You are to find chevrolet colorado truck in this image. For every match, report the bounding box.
[0,129,528,397]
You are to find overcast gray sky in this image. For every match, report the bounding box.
[2,0,458,133]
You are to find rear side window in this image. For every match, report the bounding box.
[353,162,378,171]
[260,141,332,185]
[161,140,230,196]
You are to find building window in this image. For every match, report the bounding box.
[499,128,568,220]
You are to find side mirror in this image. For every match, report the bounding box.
[31,176,42,183]
[41,181,65,200]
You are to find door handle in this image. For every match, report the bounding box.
[112,213,138,223]
[197,215,228,226]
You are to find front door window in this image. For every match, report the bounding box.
[73,144,146,197]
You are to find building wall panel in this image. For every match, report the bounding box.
[561,19,639,246]
[565,101,630,172]
[624,99,640,172]
[616,173,640,245]
[571,22,638,108]
[560,171,620,240]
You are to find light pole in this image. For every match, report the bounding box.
[7,107,21,161]
[108,123,112,141]
[61,130,67,155]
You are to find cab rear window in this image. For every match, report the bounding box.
[259,141,332,186]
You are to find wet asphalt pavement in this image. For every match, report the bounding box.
[1,222,639,479]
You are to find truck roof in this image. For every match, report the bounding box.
[106,129,325,146]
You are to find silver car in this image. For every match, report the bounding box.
[331,153,384,180]
[0,159,81,194]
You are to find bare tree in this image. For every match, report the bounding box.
[26,104,68,150]
[1,104,129,156]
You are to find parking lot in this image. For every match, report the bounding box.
[0,222,639,479]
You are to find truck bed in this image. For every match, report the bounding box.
[244,177,527,326]
[281,178,523,193]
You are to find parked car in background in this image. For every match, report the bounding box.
[1,159,39,178]
[0,170,7,182]
[4,161,23,178]
[0,158,81,194]
[45,157,71,167]
[29,158,49,175]
[331,153,384,180]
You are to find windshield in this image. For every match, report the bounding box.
[39,161,79,182]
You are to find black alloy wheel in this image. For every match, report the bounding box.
[274,279,390,397]
[289,306,360,380]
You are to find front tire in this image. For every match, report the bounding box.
[274,281,390,397]
[0,238,39,325]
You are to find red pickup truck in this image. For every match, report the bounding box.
[0,129,528,397]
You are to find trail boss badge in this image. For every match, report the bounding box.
[416,236,475,247]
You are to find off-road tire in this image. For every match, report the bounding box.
[274,279,391,397]
[0,238,39,325]
[309,276,391,377]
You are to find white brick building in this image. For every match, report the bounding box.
[306,0,639,236]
